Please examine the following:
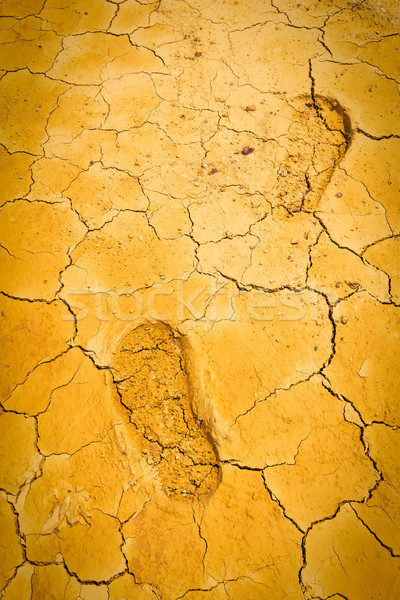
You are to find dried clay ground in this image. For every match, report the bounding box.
[1,0,400,599]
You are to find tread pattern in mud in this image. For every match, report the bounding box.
[112,322,220,500]
[275,94,351,211]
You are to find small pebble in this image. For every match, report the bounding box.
[225,231,233,239]
[241,146,254,155]
[336,192,343,197]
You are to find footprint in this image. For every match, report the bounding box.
[112,321,220,500]
[274,94,352,211]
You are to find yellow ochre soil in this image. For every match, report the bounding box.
[1,0,400,598]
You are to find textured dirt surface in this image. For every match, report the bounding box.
[1,0,400,598]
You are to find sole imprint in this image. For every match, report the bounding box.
[275,94,352,212]
[112,321,220,500]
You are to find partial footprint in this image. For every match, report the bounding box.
[274,94,352,211]
[112,321,220,500]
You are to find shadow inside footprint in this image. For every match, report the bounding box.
[274,94,352,212]
[112,321,220,501]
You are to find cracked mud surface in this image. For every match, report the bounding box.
[0,0,400,598]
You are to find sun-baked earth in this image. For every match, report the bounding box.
[1,0,400,598]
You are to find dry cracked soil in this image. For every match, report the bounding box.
[1,0,400,598]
